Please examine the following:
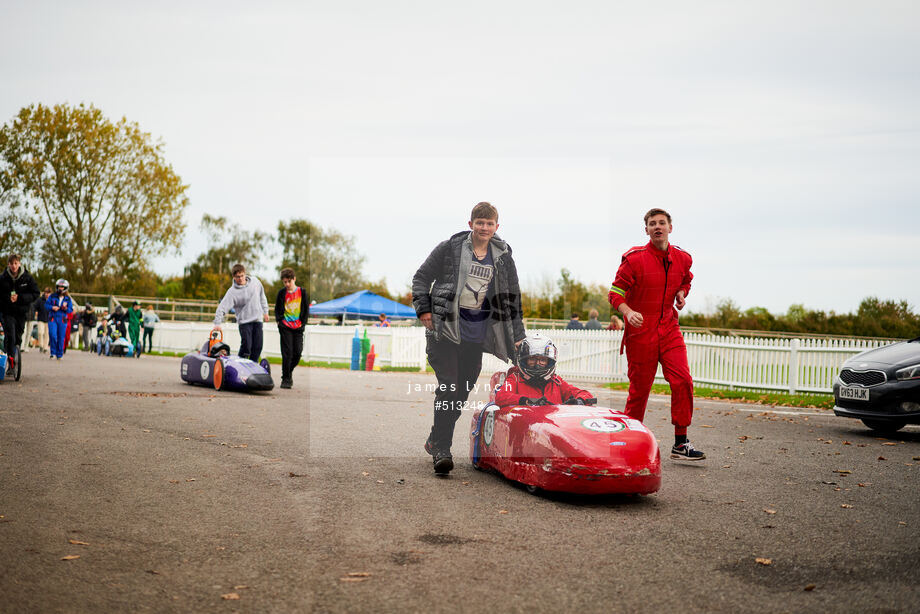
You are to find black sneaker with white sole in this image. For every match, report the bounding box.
[671,441,706,461]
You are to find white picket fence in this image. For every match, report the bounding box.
[148,323,893,394]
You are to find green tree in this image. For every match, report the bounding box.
[276,219,366,302]
[0,168,39,260]
[855,297,920,338]
[183,214,270,299]
[557,268,589,318]
[0,103,188,291]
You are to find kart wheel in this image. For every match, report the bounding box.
[13,347,21,381]
[260,358,270,375]
[861,418,906,434]
[524,483,541,495]
[213,359,225,390]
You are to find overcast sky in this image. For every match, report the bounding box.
[2,0,918,315]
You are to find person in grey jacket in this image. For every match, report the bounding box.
[213,263,270,362]
[142,305,160,353]
[412,202,525,474]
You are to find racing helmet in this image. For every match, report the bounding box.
[55,278,69,292]
[517,333,558,383]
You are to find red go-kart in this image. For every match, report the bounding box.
[470,372,661,495]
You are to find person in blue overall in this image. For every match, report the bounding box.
[45,279,73,360]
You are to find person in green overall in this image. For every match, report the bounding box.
[127,301,143,358]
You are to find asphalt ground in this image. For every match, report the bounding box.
[1,350,918,613]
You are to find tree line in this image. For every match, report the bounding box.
[0,103,389,303]
[3,103,917,338]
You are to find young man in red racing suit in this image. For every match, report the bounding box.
[495,334,596,407]
[608,208,705,460]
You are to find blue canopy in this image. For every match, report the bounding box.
[309,290,417,320]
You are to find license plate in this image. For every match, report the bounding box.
[839,386,869,401]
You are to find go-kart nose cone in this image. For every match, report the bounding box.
[246,373,274,391]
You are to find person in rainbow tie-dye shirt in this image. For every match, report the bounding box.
[274,268,310,389]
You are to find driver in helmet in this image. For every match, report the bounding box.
[495,333,597,407]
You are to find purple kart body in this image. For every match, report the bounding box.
[180,342,274,392]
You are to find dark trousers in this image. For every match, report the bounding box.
[426,336,483,451]
[279,326,304,380]
[238,321,264,362]
[1,312,25,356]
[143,327,154,352]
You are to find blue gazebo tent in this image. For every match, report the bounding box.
[309,290,417,322]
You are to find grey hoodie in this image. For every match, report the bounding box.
[213,275,269,325]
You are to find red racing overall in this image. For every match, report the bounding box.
[495,367,595,407]
[608,242,693,429]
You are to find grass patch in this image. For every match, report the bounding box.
[603,381,834,410]
[143,350,186,358]
[380,365,425,372]
[302,360,350,369]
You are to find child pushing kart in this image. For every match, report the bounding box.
[495,333,597,407]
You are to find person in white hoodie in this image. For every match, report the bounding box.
[213,263,270,362]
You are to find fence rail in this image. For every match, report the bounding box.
[144,323,897,394]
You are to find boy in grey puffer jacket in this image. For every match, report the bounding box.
[214,263,270,362]
[412,202,525,474]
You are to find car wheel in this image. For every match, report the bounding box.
[213,359,225,391]
[861,418,906,434]
[13,347,21,381]
[524,483,541,495]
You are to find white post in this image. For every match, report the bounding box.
[789,339,800,394]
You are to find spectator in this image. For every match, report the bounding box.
[96,316,113,356]
[274,268,309,389]
[127,301,143,357]
[584,309,604,330]
[66,307,79,351]
[46,279,73,360]
[33,288,51,353]
[110,305,127,338]
[142,305,160,353]
[213,263,269,362]
[607,314,625,331]
[80,304,97,351]
[375,313,391,327]
[565,314,584,330]
[0,254,40,369]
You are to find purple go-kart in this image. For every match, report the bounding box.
[180,329,274,392]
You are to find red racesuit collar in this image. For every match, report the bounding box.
[645,241,670,258]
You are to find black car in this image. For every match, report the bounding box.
[833,337,920,433]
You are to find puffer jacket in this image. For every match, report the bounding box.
[0,266,40,318]
[412,231,525,362]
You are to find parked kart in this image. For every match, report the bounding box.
[109,336,137,357]
[0,346,21,383]
[180,329,274,392]
[470,372,661,495]
[0,323,22,382]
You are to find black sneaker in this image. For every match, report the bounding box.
[280,378,292,389]
[671,441,706,461]
[433,449,454,474]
